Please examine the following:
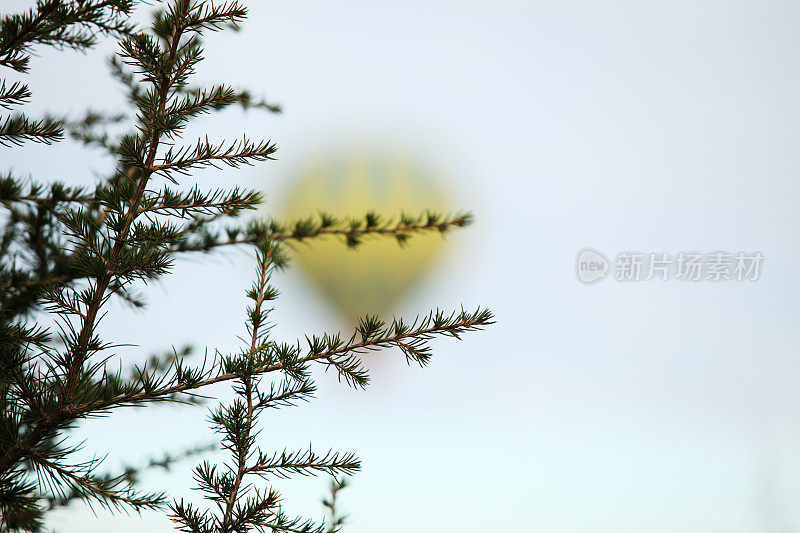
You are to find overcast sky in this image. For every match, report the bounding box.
[6,1,800,532]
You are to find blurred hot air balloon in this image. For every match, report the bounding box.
[278,147,453,323]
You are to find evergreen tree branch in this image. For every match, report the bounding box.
[30,450,165,513]
[181,85,281,113]
[0,194,94,204]
[246,448,360,480]
[0,115,63,147]
[0,0,136,73]
[62,109,127,151]
[71,306,493,412]
[45,442,215,511]
[152,136,277,180]
[177,209,473,252]
[0,175,94,204]
[0,210,470,292]
[56,2,194,401]
[137,186,261,217]
[0,5,201,484]
[262,515,325,533]
[321,477,349,533]
[229,89,281,113]
[254,379,315,410]
[0,3,493,529]
[217,239,275,528]
[0,81,30,110]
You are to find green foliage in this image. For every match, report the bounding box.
[0,1,493,532]
[321,477,349,533]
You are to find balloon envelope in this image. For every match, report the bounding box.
[280,151,451,322]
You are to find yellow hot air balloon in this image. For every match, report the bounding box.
[278,148,452,322]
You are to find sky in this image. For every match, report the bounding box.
[5,0,800,532]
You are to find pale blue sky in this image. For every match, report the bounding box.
[5,1,800,531]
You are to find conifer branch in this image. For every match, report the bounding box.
[153,136,277,180]
[45,442,215,511]
[177,209,473,252]
[137,186,261,216]
[0,176,94,205]
[306,307,494,388]
[0,2,492,529]
[254,379,315,410]
[70,306,493,412]
[57,0,195,402]
[165,84,237,128]
[0,210,471,292]
[180,85,282,113]
[31,452,166,513]
[321,477,349,533]
[0,0,135,72]
[61,109,127,151]
[274,209,473,248]
[0,81,30,110]
[0,115,63,146]
[0,194,94,204]
[217,239,276,528]
[0,0,213,490]
[168,238,329,533]
[261,514,325,533]
[230,89,281,113]
[245,448,360,480]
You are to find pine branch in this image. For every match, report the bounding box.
[0,0,136,73]
[246,448,360,480]
[153,136,277,180]
[306,307,495,388]
[177,209,473,252]
[230,88,281,113]
[0,3,493,529]
[254,379,315,410]
[152,1,248,39]
[0,193,94,204]
[0,176,94,204]
[62,109,127,151]
[0,81,30,110]
[0,3,216,489]
[181,85,281,113]
[218,239,281,529]
[170,239,300,533]
[0,209,470,293]
[157,85,237,138]
[137,186,261,217]
[45,442,215,511]
[272,209,473,248]
[71,306,493,412]
[261,511,325,533]
[31,452,165,513]
[54,5,194,399]
[321,477,349,533]
[108,54,142,102]
[0,469,42,532]
[0,114,63,146]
